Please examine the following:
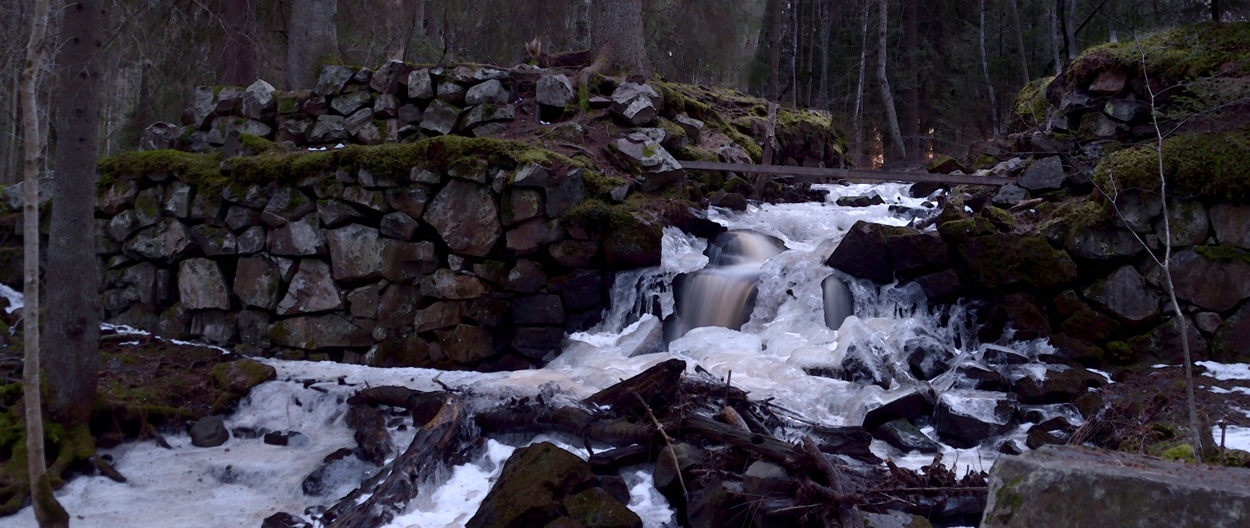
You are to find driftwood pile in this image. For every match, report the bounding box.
[266,359,987,528]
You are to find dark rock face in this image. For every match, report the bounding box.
[827,221,914,283]
[1212,303,1250,362]
[269,315,372,349]
[873,418,941,454]
[1166,248,1250,312]
[1017,156,1067,190]
[1083,265,1160,323]
[961,233,1077,290]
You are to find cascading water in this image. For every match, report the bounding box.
[12,181,1081,528]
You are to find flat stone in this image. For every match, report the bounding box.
[380,240,439,282]
[276,259,343,315]
[191,225,238,256]
[1017,156,1067,191]
[326,224,386,281]
[1166,248,1250,312]
[407,69,434,100]
[346,283,383,319]
[983,446,1250,528]
[425,269,487,299]
[314,65,354,96]
[234,256,281,309]
[125,219,194,262]
[1155,199,1208,247]
[465,79,510,106]
[1210,203,1250,249]
[424,179,501,257]
[178,258,230,310]
[262,187,317,227]
[414,301,464,332]
[1088,70,1128,95]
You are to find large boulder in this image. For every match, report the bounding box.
[536,74,575,108]
[178,258,230,310]
[1155,199,1208,247]
[424,179,501,257]
[234,256,281,309]
[326,224,386,281]
[124,218,194,262]
[1064,222,1142,260]
[467,442,607,528]
[1017,156,1068,190]
[933,389,1018,448]
[609,82,661,126]
[1210,204,1250,249]
[604,134,685,192]
[1165,248,1250,312]
[1212,302,1250,362]
[420,99,461,136]
[276,259,343,315]
[983,446,1250,528]
[826,221,915,283]
[961,233,1078,290]
[1083,265,1160,323]
[268,213,326,256]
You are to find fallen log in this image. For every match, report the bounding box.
[586,358,685,419]
[681,415,808,467]
[322,396,478,528]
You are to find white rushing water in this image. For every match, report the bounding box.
[12,182,1081,527]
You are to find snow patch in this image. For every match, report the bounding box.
[1196,361,1250,381]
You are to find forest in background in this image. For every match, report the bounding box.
[0,0,1245,184]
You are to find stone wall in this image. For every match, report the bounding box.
[96,149,625,370]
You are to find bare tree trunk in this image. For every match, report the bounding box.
[818,0,831,109]
[382,0,406,61]
[20,0,67,524]
[1049,1,1063,74]
[46,0,105,436]
[1008,0,1030,84]
[852,0,870,167]
[767,0,783,100]
[804,0,817,107]
[1108,0,1118,43]
[1211,0,1221,22]
[789,0,798,105]
[1064,0,1077,60]
[287,0,338,90]
[979,0,999,135]
[901,0,919,161]
[219,0,256,86]
[591,0,649,76]
[876,0,905,162]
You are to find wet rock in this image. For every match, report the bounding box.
[425,179,501,257]
[604,214,662,269]
[426,269,488,299]
[210,358,277,393]
[269,213,326,256]
[421,99,461,136]
[314,65,354,96]
[308,115,350,143]
[1017,156,1067,191]
[934,390,1018,448]
[437,324,495,363]
[653,443,705,498]
[262,512,312,528]
[862,389,933,430]
[1124,315,1210,365]
[269,315,372,349]
[316,199,363,227]
[513,327,565,359]
[982,445,1250,528]
[276,260,343,315]
[511,295,565,325]
[926,156,967,175]
[563,487,642,528]
[380,239,439,282]
[178,258,230,310]
[262,187,317,227]
[609,82,660,126]
[263,431,310,448]
[826,221,914,283]
[326,224,386,281]
[1011,364,1100,404]
[1210,204,1250,249]
[407,69,434,100]
[467,442,602,528]
[125,218,194,262]
[385,187,429,219]
[505,259,546,293]
[234,256,281,309]
[904,336,955,381]
[964,233,1077,289]
[190,416,229,448]
[873,419,941,454]
[742,461,789,497]
[982,344,1029,365]
[547,169,586,218]
[536,74,575,109]
[1083,265,1160,323]
[1165,248,1250,311]
[1154,199,1208,247]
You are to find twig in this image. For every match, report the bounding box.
[801,435,851,501]
[632,391,687,500]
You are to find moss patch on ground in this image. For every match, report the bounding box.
[1093,125,1250,201]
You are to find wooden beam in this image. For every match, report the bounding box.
[678,161,1007,187]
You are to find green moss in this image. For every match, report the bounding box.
[1195,244,1250,264]
[1093,126,1250,201]
[778,108,833,129]
[1014,76,1054,125]
[98,150,224,190]
[581,170,625,201]
[1161,443,1197,461]
[1068,22,1250,90]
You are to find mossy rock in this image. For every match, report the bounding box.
[562,487,642,528]
[960,233,1078,290]
[1093,126,1250,202]
[937,216,998,243]
[467,442,598,528]
[210,359,277,394]
[1067,22,1250,91]
[1014,76,1055,125]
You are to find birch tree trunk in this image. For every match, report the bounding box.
[876,0,906,162]
[979,0,999,135]
[287,0,339,90]
[19,0,67,523]
[1008,0,1031,84]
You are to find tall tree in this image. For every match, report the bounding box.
[767,0,783,100]
[288,0,339,89]
[1008,0,1031,84]
[876,0,906,162]
[1049,1,1063,74]
[19,0,66,523]
[46,0,106,435]
[591,0,649,75]
[219,0,257,86]
[979,0,999,134]
[900,0,919,161]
